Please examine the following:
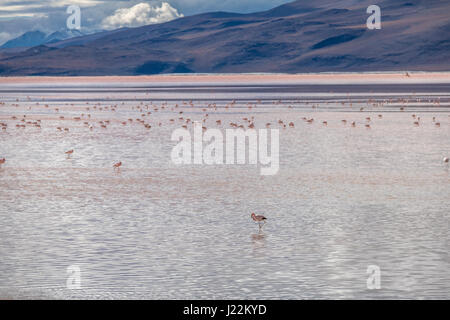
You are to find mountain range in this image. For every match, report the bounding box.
[0,0,449,75]
[1,29,85,49]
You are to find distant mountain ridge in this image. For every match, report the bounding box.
[1,31,47,49]
[44,29,85,44]
[0,0,449,75]
[1,29,85,49]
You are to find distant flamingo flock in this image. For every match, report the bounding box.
[0,95,448,175]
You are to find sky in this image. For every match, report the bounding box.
[0,0,292,44]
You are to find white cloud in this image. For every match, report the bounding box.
[0,13,48,18]
[101,2,183,30]
[0,0,103,11]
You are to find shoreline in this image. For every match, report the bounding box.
[1,72,450,85]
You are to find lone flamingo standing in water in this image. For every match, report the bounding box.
[113,161,122,171]
[0,158,5,168]
[65,149,73,159]
[251,213,267,229]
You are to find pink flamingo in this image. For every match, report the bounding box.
[65,149,74,158]
[113,161,122,170]
[0,158,5,168]
[251,213,267,229]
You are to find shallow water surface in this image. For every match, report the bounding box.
[0,78,449,299]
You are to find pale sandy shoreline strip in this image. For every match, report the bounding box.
[1,72,450,84]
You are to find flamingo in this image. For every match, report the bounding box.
[113,161,122,170]
[0,158,5,168]
[251,213,267,229]
[65,149,74,157]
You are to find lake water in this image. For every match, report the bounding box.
[0,76,449,299]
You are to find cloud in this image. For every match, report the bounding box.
[101,2,183,30]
